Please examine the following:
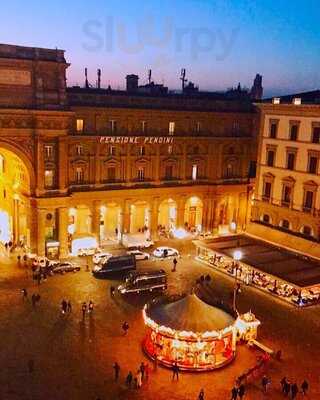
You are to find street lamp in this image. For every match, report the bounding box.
[233,250,242,313]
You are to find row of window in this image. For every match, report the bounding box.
[262,181,316,211]
[269,121,320,143]
[44,164,200,188]
[261,214,314,237]
[266,148,319,174]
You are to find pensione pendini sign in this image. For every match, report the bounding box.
[99,136,174,145]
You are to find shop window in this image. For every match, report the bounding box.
[192,164,198,181]
[281,219,290,230]
[76,119,84,133]
[308,156,318,174]
[302,226,312,237]
[262,214,270,224]
[44,170,54,188]
[169,121,175,135]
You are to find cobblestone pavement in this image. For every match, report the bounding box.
[0,239,319,400]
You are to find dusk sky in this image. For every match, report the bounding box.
[1,0,320,97]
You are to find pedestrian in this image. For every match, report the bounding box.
[126,371,133,387]
[82,302,87,319]
[140,362,145,380]
[145,362,149,380]
[291,383,298,399]
[28,359,34,373]
[61,299,67,314]
[262,375,270,393]
[172,257,178,272]
[88,300,94,314]
[113,362,120,381]
[231,386,238,400]
[122,321,129,335]
[198,388,205,400]
[110,286,115,297]
[172,362,179,380]
[238,384,245,399]
[86,263,89,272]
[281,377,288,393]
[31,293,37,307]
[284,381,291,397]
[301,380,309,395]
[21,288,28,301]
[67,300,72,313]
[136,369,142,388]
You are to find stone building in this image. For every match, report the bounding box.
[249,98,320,258]
[0,43,258,257]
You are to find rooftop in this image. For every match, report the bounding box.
[0,43,66,63]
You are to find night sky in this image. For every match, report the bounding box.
[1,0,320,97]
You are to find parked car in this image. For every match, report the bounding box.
[118,270,167,294]
[92,255,136,278]
[127,250,150,260]
[92,252,112,264]
[153,246,179,258]
[78,248,100,257]
[52,262,80,274]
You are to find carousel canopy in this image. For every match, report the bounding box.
[147,294,235,334]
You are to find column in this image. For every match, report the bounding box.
[28,202,38,252]
[35,138,45,196]
[91,201,101,243]
[58,207,69,258]
[37,209,46,256]
[150,197,159,240]
[95,143,101,184]
[123,199,131,234]
[177,197,186,228]
[202,197,209,231]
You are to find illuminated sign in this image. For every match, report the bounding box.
[99,136,174,144]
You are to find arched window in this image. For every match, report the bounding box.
[302,226,312,237]
[262,214,270,224]
[281,219,290,230]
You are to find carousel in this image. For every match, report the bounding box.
[142,294,237,371]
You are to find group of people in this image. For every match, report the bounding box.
[60,299,72,314]
[280,377,309,398]
[230,384,246,399]
[21,288,41,307]
[81,301,94,319]
[113,361,150,389]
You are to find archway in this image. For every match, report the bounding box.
[100,202,122,240]
[184,196,203,232]
[0,147,31,248]
[130,201,150,233]
[158,198,177,230]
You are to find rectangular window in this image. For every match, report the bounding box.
[304,190,314,210]
[168,145,173,154]
[266,150,275,167]
[196,121,201,133]
[312,127,320,144]
[141,120,147,133]
[270,122,278,138]
[107,167,116,181]
[139,146,145,156]
[192,164,198,181]
[308,156,318,174]
[110,120,117,133]
[287,153,295,170]
[165,165,173,179]
[109,146,115,156]
[76,167,84,183]
[44,170,54,188]
[76,119,84,133]
[290,125,298,141]
[137,167,145,181]
[263,181,272,199]
[44,145,53,158]
[282,185,291,205]
[169,121,175,135]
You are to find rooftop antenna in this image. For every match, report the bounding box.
[148,69,152,84]
[97,68,101,89]
[85,68,89,89]
[180,68,187,92]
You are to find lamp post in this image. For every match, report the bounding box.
[233,250,242,314]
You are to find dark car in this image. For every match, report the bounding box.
[52,262,80,274]
[118,270,167,294]
[92,255,136,278]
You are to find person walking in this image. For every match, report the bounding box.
[262,376,270,393]
[31,293,37,308]
[231,386,238,400]
[110,286,115,297]
[61,299,67,314]
[284,381,291,397]
[172,362,179,380]
[198,388,205,400]
[125,371,133,388]
[113,362,120,381]
[122,321,129,335]
[88,300,94,314]
[238,384,245,399]
[67,300,72,313]
[82,302,87,320]
[301,380,309,395]
[291,383,298,399]
[86,263,89,272]
[21,288,28,301]
[281,377,288,394]
[140,362,145,380]
[172,257,178,272]
[136,369,142,388]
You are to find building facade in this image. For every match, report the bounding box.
[249,102,320,258]
[0,43,258,257]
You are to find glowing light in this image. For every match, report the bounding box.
[233,250,242,261]
[71,236,98,256]
[100,205,107,214]
[172,227,188,239]
[230,222,237,231]
[67,224,75,235]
